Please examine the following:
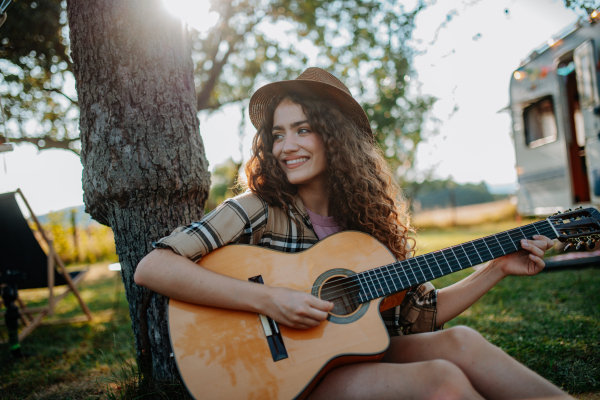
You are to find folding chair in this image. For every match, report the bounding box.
[0,189,92,344]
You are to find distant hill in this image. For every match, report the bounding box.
[404,179,511,212]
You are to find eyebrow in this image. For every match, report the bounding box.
[272,120,309,132]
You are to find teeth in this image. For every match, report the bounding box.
[286,158,308,165]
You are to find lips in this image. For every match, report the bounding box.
[283,157,309,169]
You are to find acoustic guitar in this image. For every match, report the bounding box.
[168,207,600,400]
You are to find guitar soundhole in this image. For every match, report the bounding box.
[320,276,360,316]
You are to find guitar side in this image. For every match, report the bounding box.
[168,231,397,400]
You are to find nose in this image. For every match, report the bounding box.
[282,132,299,153]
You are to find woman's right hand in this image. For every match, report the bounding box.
[264,286,334,329]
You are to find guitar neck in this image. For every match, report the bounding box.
[355,219,558,304]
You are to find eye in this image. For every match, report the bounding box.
[298,127,311,134]
[273,132,284,140]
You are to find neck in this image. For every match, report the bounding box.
[297,178,330,216]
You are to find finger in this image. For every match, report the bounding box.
[309,296,334,312]
[532,235,554,249]
[522,241,545,258]
[304,307,330,322]
[522,239,550,253]
[529,254,545,271]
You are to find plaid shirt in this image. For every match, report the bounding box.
[153,191,439,336]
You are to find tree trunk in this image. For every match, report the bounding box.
[66,0,211,383]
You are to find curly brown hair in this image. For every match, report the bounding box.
[244,92,414,260]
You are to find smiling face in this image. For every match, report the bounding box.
[271,98,328,191]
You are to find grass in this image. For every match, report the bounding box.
[0,221,598,398]
[0,263,135,399]
[416,220,600,395]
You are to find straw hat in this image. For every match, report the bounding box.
[249,67,373,137]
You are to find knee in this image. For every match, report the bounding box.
[426,360,478,400]
[442,325,487,350]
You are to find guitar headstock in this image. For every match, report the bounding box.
[547,207,600,250]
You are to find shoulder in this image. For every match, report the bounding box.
[229,190,268,212]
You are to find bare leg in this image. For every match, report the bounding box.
[383,326,570,400]
[309,359,484,400]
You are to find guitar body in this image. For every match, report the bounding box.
[168,231,399,400]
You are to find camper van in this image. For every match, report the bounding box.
[510,17,600,216]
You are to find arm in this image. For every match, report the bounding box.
[134,249,333,329]
[436,235,554,326]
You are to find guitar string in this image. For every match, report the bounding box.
[299,221,554,297]
[313,222,557,301]
[296,222,556,301]
[314,224,558,302]
[301,222,554,300]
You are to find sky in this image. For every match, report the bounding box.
[0,0,582,216]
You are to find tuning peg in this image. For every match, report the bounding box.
[564,243,573,251]
[587,238,596,249]
[576,241,583,250]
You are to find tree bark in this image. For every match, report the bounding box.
[66,0,211,383]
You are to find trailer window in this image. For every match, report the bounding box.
[523,97,557,147]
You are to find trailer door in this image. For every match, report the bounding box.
[574,40,600,203]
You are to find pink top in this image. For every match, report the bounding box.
[305,207,344,240]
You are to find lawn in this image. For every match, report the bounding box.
[0,220,598,398]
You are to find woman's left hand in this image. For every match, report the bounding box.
[492,235,555,277]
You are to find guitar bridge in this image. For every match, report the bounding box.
[249,275,289,362]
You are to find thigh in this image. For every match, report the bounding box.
[308,358,483,400]
[382,326,487,364]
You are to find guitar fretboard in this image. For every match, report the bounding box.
[355,220,557,303]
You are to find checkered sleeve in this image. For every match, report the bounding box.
[152,192,268,262]
[381,282,440,336]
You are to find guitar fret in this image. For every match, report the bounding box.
[361,271,375,301]
[481,238,495,259]
[390,261,407,289]
[381,265,393,294]
[398,260,412,288]
[439,250,453,273]
[448,247,463,271]
[421,255,436,277]
[493,235,506,255]
[385,264,399,292]
[356,273,368,302]
[427,253,444,275]
[467,241,484,263]
[416,256,434,280]
[369,269,385,297]
[434,252,450,275]
[475,239,494,261]
[448,250,460,271]
[509,230,524,250]
[405,259,419,286]
[457,244,473,267]
[411,258,427,283]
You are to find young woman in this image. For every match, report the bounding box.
[135,68,570,399]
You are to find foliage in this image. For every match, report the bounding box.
[29,208,118,264]
[563,0,600,16]
[1,0,435,173]
[205,157,242,212]
[0,0,79,153]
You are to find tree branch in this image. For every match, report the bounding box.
[45,88,78,105]
[1,135,80,155]
[196,42,237,111]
